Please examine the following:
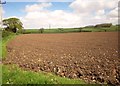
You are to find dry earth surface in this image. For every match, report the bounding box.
[3,32,120,85]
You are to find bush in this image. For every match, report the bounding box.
[16,29,25,34]
[2,30,14,38]
[84,25,95,28]
[39,28,44,33]
[95,23,112,28]
[58,28,64,31]
[81,30,92,32]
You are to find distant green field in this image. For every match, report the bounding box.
[82,25,119,32]
[19,25,119,34]
[20,28,80,34]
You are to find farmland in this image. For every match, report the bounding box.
[3,32,120,85]
[1,0,120,85]
[1,32,85,84]
[19,25,119,34]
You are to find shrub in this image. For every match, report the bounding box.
[58,28,64,31]
[84,25,95,28]
[2,30,13,38]
[81,30,92,32]
[95,23,112,28]
[39,28,44,33]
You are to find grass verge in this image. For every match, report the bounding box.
[2,64,85,84]
[1,33,16,59]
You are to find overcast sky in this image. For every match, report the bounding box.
[2,0,119,29]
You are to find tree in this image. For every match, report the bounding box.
[3,18,23,33]
[39,28,44,33]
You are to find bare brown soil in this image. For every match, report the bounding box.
[3,32,120,85]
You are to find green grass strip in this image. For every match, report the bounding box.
[2,64,85,84]
[1,33,16,59]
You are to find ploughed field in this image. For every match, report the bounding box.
[3,32,120,85]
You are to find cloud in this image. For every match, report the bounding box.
[70,0,118,13]
[21,10,82,28]
[69,0,118,25]
[107,7,119,18]
[21,2,82,28]
[25,3,52,12]
[19,0,118,29]
[37,0,74,2]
